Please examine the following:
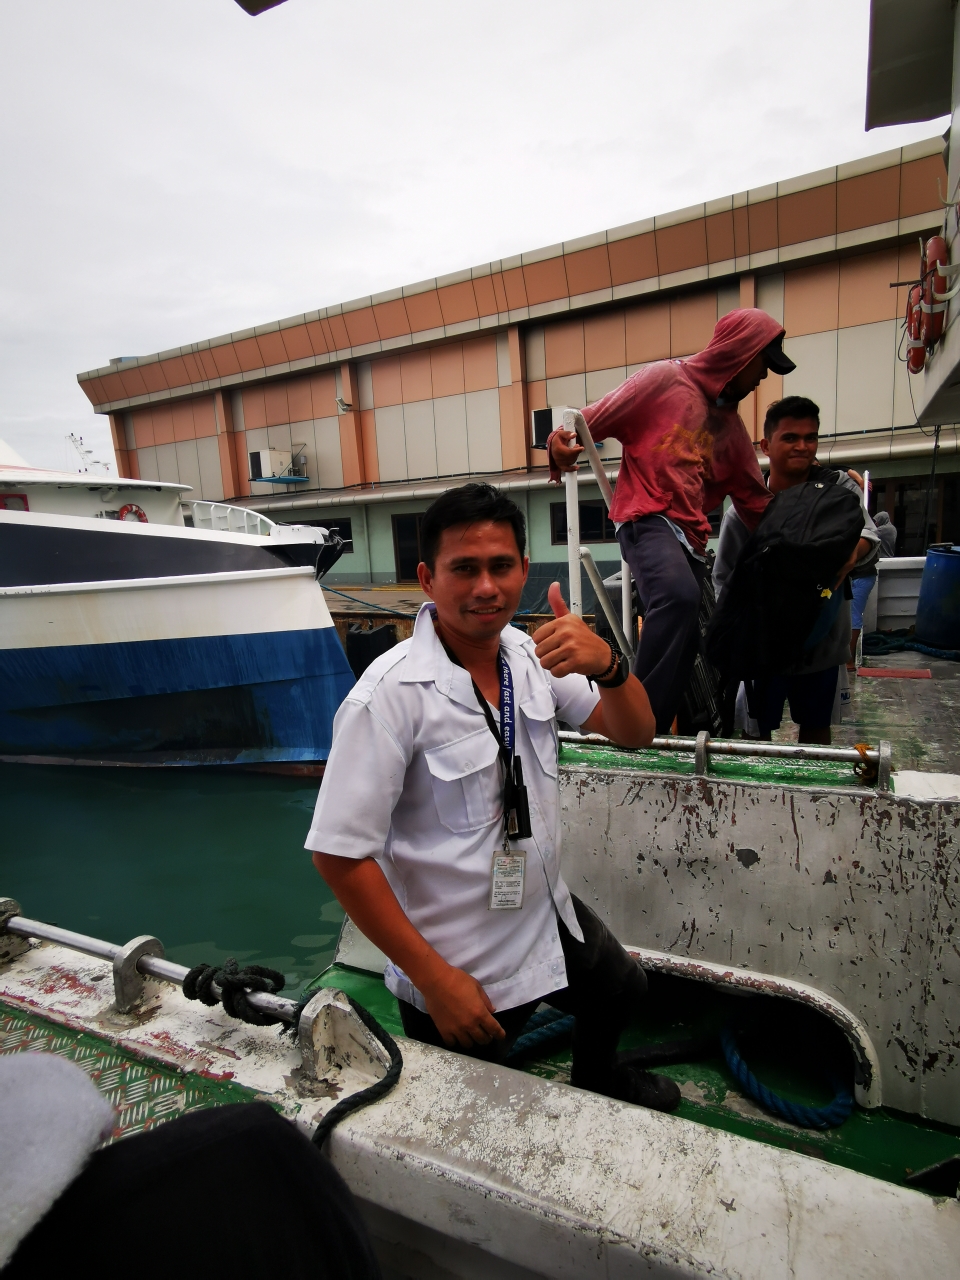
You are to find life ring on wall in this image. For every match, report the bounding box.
[921,235,949,348]
[117,503,148,523]
[906,283,925,375]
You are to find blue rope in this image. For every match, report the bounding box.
[506,1007,575,1061]
[720,1026,854,1129]
[322,586,418,619]
[863,630,960,662]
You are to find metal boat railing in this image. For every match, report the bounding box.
[0,906,297,1022]
[182,500,276,537]
[559,730,892,789]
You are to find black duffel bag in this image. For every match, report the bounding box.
[706,476,863,680]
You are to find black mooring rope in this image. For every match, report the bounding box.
[310,995,403,1150]
[182,965,403,1143]
[182,958,287,1026]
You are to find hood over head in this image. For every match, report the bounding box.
[683,308,787,401]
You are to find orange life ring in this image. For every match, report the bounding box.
[906,283,925,375]
[117,503,148,523]
[921,235,949,348]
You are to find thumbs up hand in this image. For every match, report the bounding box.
[532,581,618,678]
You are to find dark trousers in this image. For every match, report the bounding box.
[7,1103,381,1280]
[398,895,646,1094]
[618,515,708,734]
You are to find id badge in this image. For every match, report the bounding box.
[490,852,525,910]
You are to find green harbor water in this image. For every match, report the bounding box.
[0,763,343,999]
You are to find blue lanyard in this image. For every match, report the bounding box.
[498,653,514,761]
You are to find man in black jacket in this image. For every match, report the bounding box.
[713,396,879,744]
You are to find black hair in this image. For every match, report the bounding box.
[419,483,526,570]
[763,396,820,437]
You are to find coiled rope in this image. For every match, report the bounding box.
[720,1026,854,1129]
[863,630,960,662]
[183,959,287,1026]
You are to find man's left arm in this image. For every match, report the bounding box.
[531,583,655,748]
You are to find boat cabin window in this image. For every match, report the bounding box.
[0,494,28,511]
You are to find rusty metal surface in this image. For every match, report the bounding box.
[559,766,960,1126]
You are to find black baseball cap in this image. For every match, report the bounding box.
[761,335,796,375]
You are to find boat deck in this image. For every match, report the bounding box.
[780,651,960,775]
[312,964,960,1197]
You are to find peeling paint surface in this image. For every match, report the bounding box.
[559,765,960,1126]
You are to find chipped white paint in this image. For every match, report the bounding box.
[559,765,960,1126]
[3,938,960,1279]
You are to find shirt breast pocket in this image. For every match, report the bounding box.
[424,728,502,833]
[519,685,559,780]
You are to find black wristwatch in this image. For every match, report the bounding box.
[588,644,630,688]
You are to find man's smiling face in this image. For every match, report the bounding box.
[418,519,528,644]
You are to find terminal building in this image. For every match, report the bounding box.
[78,136,954,592]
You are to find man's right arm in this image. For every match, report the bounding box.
[312,853,504,1049]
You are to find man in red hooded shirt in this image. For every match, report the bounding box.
[549,308,795,733]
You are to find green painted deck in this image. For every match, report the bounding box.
[310,964,960,1195]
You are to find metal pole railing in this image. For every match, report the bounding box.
[3,915,298,1022]
[579,547,635,661]
[558,730,892,788]
[564,468,582,616]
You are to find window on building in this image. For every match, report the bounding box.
[392,513,425,581]
[550,500,617,544]
[875,475,960,554]
[281,517,353,553]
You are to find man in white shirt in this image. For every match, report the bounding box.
[306,483,681,1111]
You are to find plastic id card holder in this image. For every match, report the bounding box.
[489,852,525,910]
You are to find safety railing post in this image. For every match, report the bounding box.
[564,468,582,616]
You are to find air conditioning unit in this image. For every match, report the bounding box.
[531,406,602,452]
[249,449,292,481]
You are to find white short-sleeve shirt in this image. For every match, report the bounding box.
[305,603,601,1013]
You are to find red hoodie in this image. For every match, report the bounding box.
[548,308,780,555]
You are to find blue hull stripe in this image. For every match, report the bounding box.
[0,629,355,763]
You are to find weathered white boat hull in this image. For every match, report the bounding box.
[1,940,957,1280]
[558,764,960,1127]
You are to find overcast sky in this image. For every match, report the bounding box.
[0,0,947,473]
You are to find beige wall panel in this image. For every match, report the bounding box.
[230,389,246,432]
[403,399,438,479]
[136,446,159,481]
[155,442,180,484]
[892,334,919,428]
[717,282,740,318]
[175,440,202,496]
[374,404,408,481]
[465,388,502,474]
[196,435,224,501]
[546,373,587,407]
[783,262,839,337]
[525,327,546,381]
[313,416,345,489]
[496,333,512,388]
[244,426,269,454]
[434,394,470,477]
[756,372,784,436]
[757,273,784,325]
[782,330,837,435]
[357,361,374,410]
[266,423,293,453]
[586,366,627,404]
[835,320,895,435]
